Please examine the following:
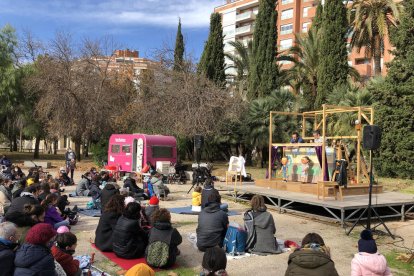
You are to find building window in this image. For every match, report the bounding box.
[152,146,173,158]
[280,39,293,50]
[302,22,310,32]
[303,7,311,17]
[281,9,293,20]
[111,145,120,153]
[355,58,370,65]
[122,145,131,153]
[280,24,293,35]
[282,0,294,5]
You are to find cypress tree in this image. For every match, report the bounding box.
[312,2,323,32]
[315,0,349,109]
[248,0,278,99]
[173,18,185,71]
[370,0,414,178]
[197,13,226,86]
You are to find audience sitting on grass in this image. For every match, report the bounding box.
[351,229,392,276]
[146,208,182,268]
[196,190,229,252]
[244,195,282,255]
[95,194,125,252]
[200,246,228,276]
[0,222,18,276]
[14,223,57,276]
[113,202,148,259]
[285,232,339,276]
[123,175,147,199]
[52,231,82,276]
[42,193,70,230]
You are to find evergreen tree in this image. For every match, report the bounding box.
[315,0,349,109]
[369,0,414,178]
[312,2,323,32]
[248,0,278,99]
[173,18,185,71]
[197,13,226,86]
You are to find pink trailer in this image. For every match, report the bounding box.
[107,134,177,172]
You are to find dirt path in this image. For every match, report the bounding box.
[63,171,413,276]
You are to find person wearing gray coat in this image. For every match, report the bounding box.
[244,195,281,255]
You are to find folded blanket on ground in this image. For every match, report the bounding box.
[78,209,101,217]
[169,206,239,216]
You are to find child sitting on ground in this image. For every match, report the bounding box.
[145,196,159,225]
[192,186,202,212]
[146,208,182,268]
[351,229,392,276]
[42,193,70,230]
[51,232,82,276]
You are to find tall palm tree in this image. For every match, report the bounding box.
[225,40,252,101]
[247,89,296,166]
[289,29,360,110]
[349,0,403,76]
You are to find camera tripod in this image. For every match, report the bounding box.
[346,150,394,239]
[187,163,207,194]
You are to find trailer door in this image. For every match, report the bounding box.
[135,138,144,172]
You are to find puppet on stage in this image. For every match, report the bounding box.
[281,157,288,182]
[301,156,310,183]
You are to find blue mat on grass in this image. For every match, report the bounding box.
[78,209,101,217]
[168,206,240,216]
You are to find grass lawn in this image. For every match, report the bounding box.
[156,267,198,276]
[385,251,414,276]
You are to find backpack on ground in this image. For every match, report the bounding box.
[223,223,247,255]
[145,228,173,268]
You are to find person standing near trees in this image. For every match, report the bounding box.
[65,148,76,182]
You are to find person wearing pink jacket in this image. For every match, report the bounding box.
[351,230,392,276]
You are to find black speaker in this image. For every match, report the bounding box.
[194,135,204,149]
[363,125,381,150]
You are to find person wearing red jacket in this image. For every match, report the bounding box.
[51,232,81,276]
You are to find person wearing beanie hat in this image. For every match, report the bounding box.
[56,226,70,234]
[144,196,160,225]
[125,263,155,276]
[351,230,392,276]
[14,223,57,275]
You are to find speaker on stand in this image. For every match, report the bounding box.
[347,125,394,238]
[194,135,204,164]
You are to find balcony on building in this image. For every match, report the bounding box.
[236,10,255,23]
[235,25,254,37]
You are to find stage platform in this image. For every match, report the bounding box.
[216,182,414,228]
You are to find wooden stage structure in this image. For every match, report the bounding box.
[217,182,414,228]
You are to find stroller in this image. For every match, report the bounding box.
[168,163,187,184]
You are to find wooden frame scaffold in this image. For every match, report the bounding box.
[268,104,374,184]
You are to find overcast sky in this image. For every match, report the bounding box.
[0,0,225,59]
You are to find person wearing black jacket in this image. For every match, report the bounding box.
[146,208,182,268]
[196,190,229,252]
[5,185,40,216]
[201,179,216,209]
[95,195,125,252]
[0,222,18,276]
[100,183,119,210]
[123,176,147,199]
[112,202,148,259]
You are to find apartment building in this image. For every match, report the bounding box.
[214,0,393,78]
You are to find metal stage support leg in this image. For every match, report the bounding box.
[401,205,405,222]
[341,209,345,228]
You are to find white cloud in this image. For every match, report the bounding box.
[0,0,224,28]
